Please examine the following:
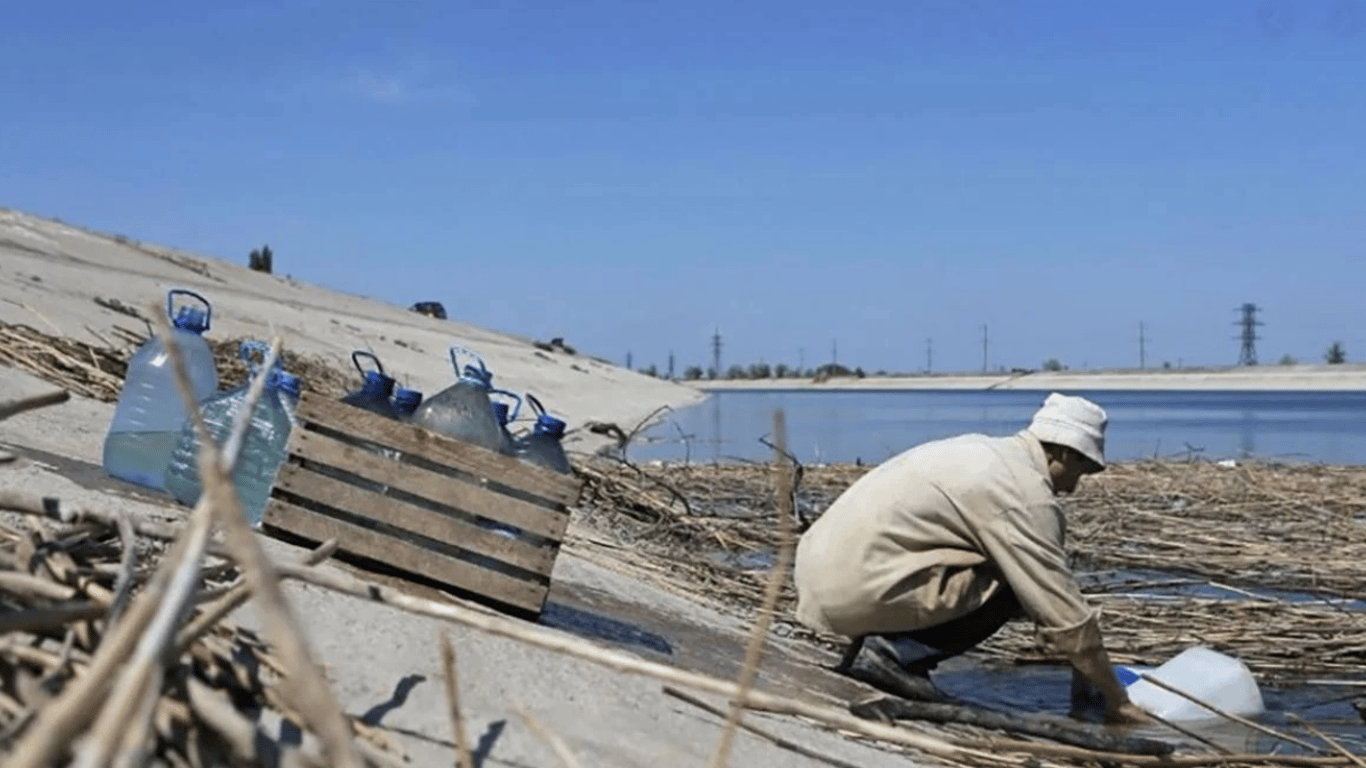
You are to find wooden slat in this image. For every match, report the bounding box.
[293,393,581,507]
[262,499,547,614]
[272,464,558,577]
[284,430,570,541]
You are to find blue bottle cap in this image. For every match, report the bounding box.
[173,307,209,334]
[276,372,302,398]
[1114,665,1141,687]
[362,370,395,399]
[534,414,567,438]
[393,387,424,415]
[491,401,511,426]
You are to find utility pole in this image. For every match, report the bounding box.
[925,338,933,373]
[626,350,633,371]
[981,325,989,373]
[831,338,838,367]
[798,347,805,374]
[1235,303,1262,366]
[667,349,675,380]
[1138,321,1148,370]
[710,328,723,378]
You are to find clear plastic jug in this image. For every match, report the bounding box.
[515,393,572,475]
[276,371,303,428]
[103,289,218,490]
[162,340,294,527]
[410,346,512,454]
[490,390,523,456]
[1117,646,1265,721]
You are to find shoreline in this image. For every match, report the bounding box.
[688,365,1366,393]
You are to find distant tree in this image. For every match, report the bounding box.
[1042,358,1065,372]
[706,366,717,380]
[725,364,748,380]
[773,363,790,378]
[854,367,866,378]
[748,362,772,379]
[1162,361,1172,370]
[1278,353,1298,366]
[642,364,659,378]
[248,244,274,273]
[683,365,704,381]
[1326,342,1347,364]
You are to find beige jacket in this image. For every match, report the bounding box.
[793,430,1101,658]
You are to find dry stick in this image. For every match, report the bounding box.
[151,320,364,768]
[71,459,219,768]
[172,537,340,654]
[1288,714,1366,768]
[516,706,586,768]
[1137,672,1322,753]
[663,687,866,768]
[185,677,325,768]
[0,388,71,422]
[438,632,476,768]
[0,602,107,633]
[105,509,138,627]
[706,408,797,768]
[6,493,224,768]
[0,490,187,541]
[271,561,993,766]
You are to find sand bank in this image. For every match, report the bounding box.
[694,365,1366,392]
[0,207,706,456]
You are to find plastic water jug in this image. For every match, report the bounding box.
[490,390,523,455]
[393,387,424,420]
[515,393,572,475]
[162,340,294,527]
[340,351,401,420]
[1116,646,1265,721]
[410,346,513,454]
[103,289,218,490]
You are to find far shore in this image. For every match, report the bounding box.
[688,364,1366,392]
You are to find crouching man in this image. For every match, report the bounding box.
[793,392,1149,724]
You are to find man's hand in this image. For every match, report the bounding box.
[1106,700,1152,725]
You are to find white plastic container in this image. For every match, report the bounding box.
[1117,646,1265,721]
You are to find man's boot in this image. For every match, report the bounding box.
[835,635,949,702]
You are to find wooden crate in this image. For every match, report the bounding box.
[261,391,581,618]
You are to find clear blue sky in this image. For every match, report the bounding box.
[5,0,1364,374]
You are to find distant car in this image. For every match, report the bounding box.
[409,301,447,320]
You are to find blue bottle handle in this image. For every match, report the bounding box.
[449,345,490,382]
[167,289,212,330]
[525,392,547,419]
[490,389,523,423]
[351,350,385,378]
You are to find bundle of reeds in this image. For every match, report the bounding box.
[573,456,1366,678]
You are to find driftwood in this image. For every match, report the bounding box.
[848,695,1176,756]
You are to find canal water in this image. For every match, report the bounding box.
[630,388,1366,466]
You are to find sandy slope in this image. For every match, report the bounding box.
[1,207,706,455]
[1,208,920,766]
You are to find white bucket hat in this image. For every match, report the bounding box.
[1026,392,1107,471]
